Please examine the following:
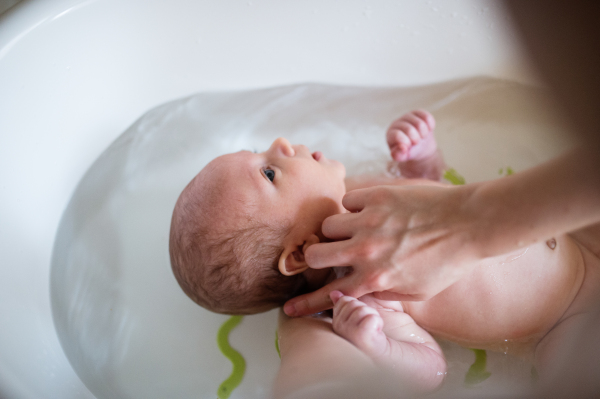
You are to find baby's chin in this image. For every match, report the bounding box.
[335,160,346,180]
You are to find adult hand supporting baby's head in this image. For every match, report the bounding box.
[283,184,478,317]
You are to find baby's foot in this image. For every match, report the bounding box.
[329,291,389,360]
[387,110,437,163]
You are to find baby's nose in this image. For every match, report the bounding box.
[270,137,295,157]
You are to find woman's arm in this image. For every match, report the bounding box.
[467,147,600,258]
[283,146,600,316]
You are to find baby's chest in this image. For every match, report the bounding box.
[407,236,584,345]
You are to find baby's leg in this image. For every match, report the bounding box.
[387,110,446,180]
[330,291,446,392]
[534,240,600,388]
[534,312,591,385]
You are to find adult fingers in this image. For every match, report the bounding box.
[283,274,370,317]
[320,212,362,240]
[304,239,355,269]
[341,188,371,212]
[345,186,395,211]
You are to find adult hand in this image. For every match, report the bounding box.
[283,183,480,316]
[283,146,600,317]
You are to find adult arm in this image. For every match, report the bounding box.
[283,0,600,317]
[283,148,600,316]
[505,2,600,396]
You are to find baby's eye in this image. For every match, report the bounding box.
[263,167,275,182]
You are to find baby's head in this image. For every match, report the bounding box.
[170,138,346,314]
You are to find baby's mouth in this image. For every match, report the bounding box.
[312,151,322,161]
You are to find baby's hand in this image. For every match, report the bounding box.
[330,291,447,391]
[387,110,437,163]
[329,291,389,359]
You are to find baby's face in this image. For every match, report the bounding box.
[200,138,347,239]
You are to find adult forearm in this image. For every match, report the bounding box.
[466,147,600,259]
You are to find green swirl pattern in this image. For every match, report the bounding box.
[216,316,246,399]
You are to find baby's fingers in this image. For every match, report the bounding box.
[331,293,385,355]
[332,294,381,330]
[398,122,421,144]
[413,109,436,131]
[400,113,430,138]
[387,127,413,149]
[358,313,384,334]
[391,147,410,163]
[332,295,361,323]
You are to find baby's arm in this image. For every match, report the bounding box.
[273,300,444,398]
[330,292,446,392]
[386,110,446,180]
[273,310,378,398]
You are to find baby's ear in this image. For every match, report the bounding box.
[278,234,320,276]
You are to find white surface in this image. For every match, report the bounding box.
[0,1,539,398]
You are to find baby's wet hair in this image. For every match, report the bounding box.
[169,176,307,315]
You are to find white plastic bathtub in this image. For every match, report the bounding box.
[0,1,550,398]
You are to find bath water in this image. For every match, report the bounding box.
[51,78,575,398]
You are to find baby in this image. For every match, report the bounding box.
[169,110,443,315]
[169,110,600,392]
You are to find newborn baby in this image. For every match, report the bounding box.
[169,110,600,390]
[169,110,444,315]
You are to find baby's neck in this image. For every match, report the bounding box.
[302,266,352,293]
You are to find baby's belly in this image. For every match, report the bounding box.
[403,235,585,357]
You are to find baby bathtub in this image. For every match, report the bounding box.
[0,1,545,398]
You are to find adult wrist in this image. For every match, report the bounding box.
[453,182,495,261]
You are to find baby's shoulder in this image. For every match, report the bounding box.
[568,222,600,260]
